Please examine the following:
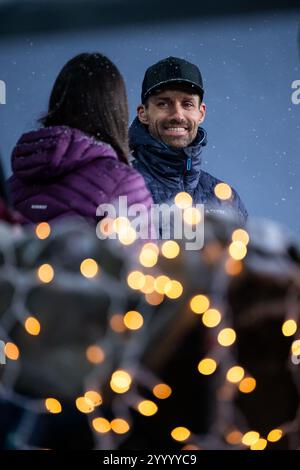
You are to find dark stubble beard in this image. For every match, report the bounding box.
[155,120,196,148]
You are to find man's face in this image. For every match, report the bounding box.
[137,87,206,148]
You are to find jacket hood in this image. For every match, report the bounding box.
[129,117,207,189]
[12,126,118,182]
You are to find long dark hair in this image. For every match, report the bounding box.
[40,53,129,163]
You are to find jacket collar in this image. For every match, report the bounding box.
[129,117,207,190]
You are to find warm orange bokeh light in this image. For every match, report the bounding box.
[214,182,232,200]
[37,264,54,283]
[153,383,172,399]
[86,345,105,364]
[171,427,191,442]
[80,258,99,278]
[4,342,19,360]
[92,417,111,433]
[198,358,217,375]
[123,311,144,330]
[137,400,158,416]
[110,370,132,394]
[45,398,62,414]
[110,314,127,333]
[174,192,193,209]
[25,316,41,336]
[190,294,210,314]
[111,418,130,434]
[35,222,51,240]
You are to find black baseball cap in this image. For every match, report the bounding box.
[141,56,204,103]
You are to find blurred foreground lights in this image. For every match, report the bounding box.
[86,345,105,364]
[38,264,54,283]
[174,192,192,209]
[226,366,245,383]
[198,358,217,375]
[203,241,224,264]
[110,314,127,333]
[153,383,172,399]
[225,430,243,445]
[118,226,137,245]
[282,319,297,337]
[225,258,243,276]
[113,217,130,233]
[140,275,155,294]
[110,370,132,394]
[25,316,41,336]
[229,241,247,261]
[242,431,260,447]
[183,207,201,225]
[232,228,250,246]
[45,398,62,414]
[291,339,300,356]
[123,310,144,331]
[111,419,130,434]
[251,438,267,450]
[127,271,145,290]
[145,291,164,306]
[92,417,111,434]
[181,445,201,450]
[202,309,221,328]
[190,294,210,314]
[137,400,158,417]
[154,275,170,294]
[217,328,236,346]
[76,396,94,414]
[161,240,180,259]
[142,242,160,254]
[267,429,283,442]
[164,280,183,299]
[171,427,191,442]
[99,217,115,237]
[139,244,158,268]
[239,377,256,394]
[35,222,51,240]
[4,342,19,360]
[113,217,136,244]
[80,258,99,278]
[84,391,102,407]
[214,182,232,200]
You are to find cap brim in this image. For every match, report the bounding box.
[142,79,204,102]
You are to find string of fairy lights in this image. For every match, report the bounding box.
[0,185,299,450]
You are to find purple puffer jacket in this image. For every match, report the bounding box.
[8,126,153,225]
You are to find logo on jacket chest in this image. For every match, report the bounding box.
[31,204,48,210]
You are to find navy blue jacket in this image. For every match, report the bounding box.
[129,118,248,226]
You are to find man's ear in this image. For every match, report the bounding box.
[198,102,206,124]
[137,104,149,125]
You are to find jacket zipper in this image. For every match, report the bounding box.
[186,157,192,171]
[182,156,192,190]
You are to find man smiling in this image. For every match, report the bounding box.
[129,57,248,227]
